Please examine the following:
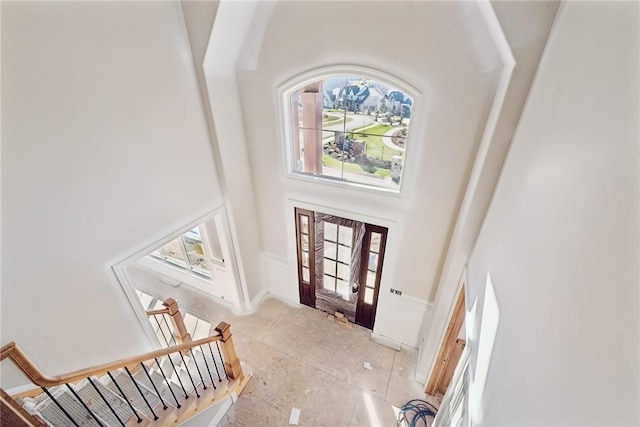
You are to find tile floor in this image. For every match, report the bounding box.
[134,280,436,426]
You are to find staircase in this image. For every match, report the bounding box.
[0,299,250,427]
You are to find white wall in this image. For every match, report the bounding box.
[1,1,223,388]
[235,1,503,346]
[466,2,639,425]
[202,0,266,309]
[416,0,560,383]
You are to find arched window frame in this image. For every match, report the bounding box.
[276,65,422,194]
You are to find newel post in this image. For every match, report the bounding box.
[162,298,192,344]
[214,322,244,381]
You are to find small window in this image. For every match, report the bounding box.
[150,227,212,277]
[285,72,415,191]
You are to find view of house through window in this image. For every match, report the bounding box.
[150,227,211,277]
[289,75,413,190]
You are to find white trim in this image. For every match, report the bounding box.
[110,208,244,347]
[433,345,471,427]
[5,383,40,397]
[275,64,423,195]
[369,333,402,351]
[374,292,431,349]
[178,393,233,427]
[416,0,515,384]
[111,210,223,270]
[419,268,467,384]
[207,398,233,427]
[111,262,161,348]
[248,287,268,311]
[277,65,422,98]
[211,207,247,311]
[261,252,299,305]
[136,257,214,293]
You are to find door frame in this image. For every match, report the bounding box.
[425,285,466,395]
[355,223,388,330]
[288,199,396,323]
[294,207,316,307]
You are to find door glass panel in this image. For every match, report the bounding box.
[324,242,337,260]
[337,263,350,281]
[336,279,350,299]
[338,245,351,264]
[368,253,379,271]
[323,259,336,275]
[364,287,374,305]
[370,232,382,253]
[162,239,187,267]
[324,222,338,241]
[300,215,309,234]
[323,275,336,290]
[338,226,353,246]
[302,251,309,267]
[366,270,377,287]
[302,234,309,251]
[302,266,310,282]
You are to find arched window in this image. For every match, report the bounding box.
[280,68,418,192]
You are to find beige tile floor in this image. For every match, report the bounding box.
[133,280,435,426]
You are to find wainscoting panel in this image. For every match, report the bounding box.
[262,253,298,304]
[373,294,431,348]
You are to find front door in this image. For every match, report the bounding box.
[295,208,387,330]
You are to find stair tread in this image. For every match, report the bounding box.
[105,370,162,419]
[134,367,186,408]
[36,390,103,427]
[77,379,140,426]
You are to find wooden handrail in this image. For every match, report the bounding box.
[1,334,222,388]
[146,298,192,344]
[145,308,170,316]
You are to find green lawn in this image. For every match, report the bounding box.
[323,154,391,179]
[323,116,342,125]
[347,124,402,161]
[350,123,392,136]
[322,115,353,127]
[361,135,401,161]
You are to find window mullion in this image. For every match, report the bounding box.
[178,236,191,270]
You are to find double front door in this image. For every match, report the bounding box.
[294,208,387,330]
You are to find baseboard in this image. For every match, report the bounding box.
[249,287,268,310]
[177,395,233,427]
[208,398,233,427]
[370,332,402,350]
[230,287,267,315]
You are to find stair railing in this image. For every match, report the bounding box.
[1,321,246,426]
[146,297,193,346]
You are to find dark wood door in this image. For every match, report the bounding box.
[355,224,387,330]
[295,208,316,307]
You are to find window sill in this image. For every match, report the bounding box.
[287,171,403,196]
[142,256,214,284]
